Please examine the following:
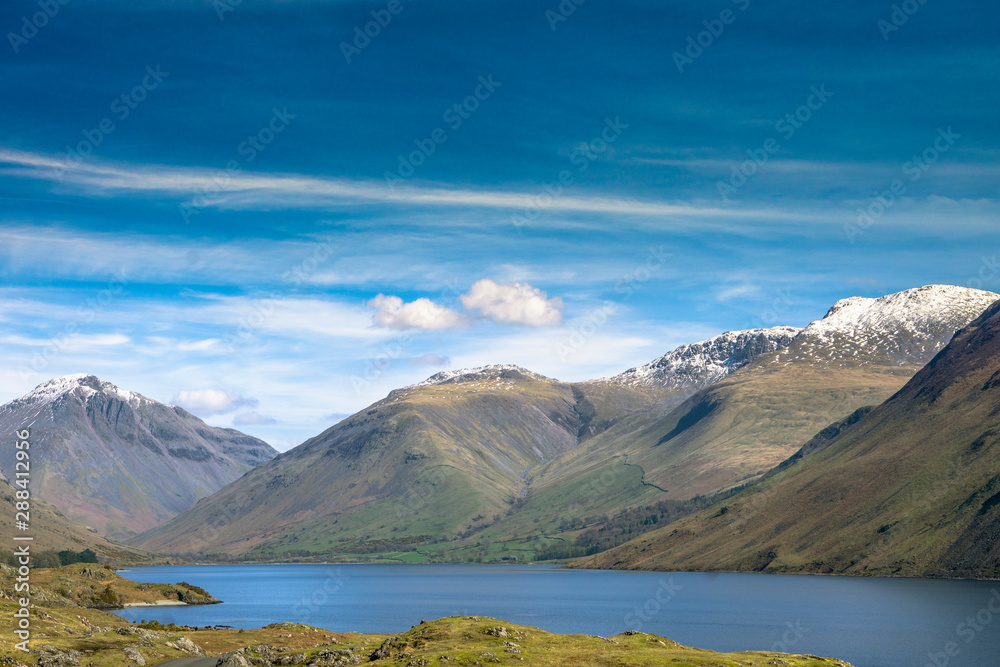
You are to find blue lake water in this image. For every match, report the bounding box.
[114,564,1000,667]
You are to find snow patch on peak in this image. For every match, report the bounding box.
[607,326,802,389]
[413,364,550,387]
[785,284,1000,367]
[23,374,150,405]
[821,295,872,320]
[804,285,999,339]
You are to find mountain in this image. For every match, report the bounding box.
[470,285,1000,557]
[541,285,998,499]
[0,374,277,539]
[0,478,151,562]
[775,283,999,366]
[133,365,672,556]
[133,286,999,561]
[131,326,812,559]
[582,297,1000,578]
[607,326,801,388]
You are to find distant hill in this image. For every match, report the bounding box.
[581,297,1000,579]
[0,478,151,562]
[126,286,993,562]
[515,285,1000,510]
[0,374,277,539]
[132,366,674,556]
[133,324,812,559]
[133,286,1000,560]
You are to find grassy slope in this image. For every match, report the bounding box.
[464,363,911,561]
[580,302,1000,578]
[0,567,854,666]
[133,375,675,558]
[0,480,153,564]
[135,291,996,564]
[535,364,910,500]
[130,361,927,563]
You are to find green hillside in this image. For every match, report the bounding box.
[133,368,677,558]
[581,300,1000,578]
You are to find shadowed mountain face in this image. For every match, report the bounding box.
[582,298,1000,579]
[133,287,1000,559]
[0,375,276,539]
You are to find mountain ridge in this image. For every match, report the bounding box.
[605,326,801,388]
[122,284,1000,563]
[0,374,277,539]
[579,297,1000,578]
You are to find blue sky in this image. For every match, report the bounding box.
[1,0,998,449]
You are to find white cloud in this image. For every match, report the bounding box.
[460,279,563,327]
[172,389,258,416]
[232,411,276,426]
[368,294,466,330]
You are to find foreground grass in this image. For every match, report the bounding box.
[0,567,854,666]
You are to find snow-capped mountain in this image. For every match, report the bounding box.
[0,374,276,539]
[8,372,151,407]
[412,364,551,387]
[778,284,1000,367]
[133,285,1000,559]
[607,326,802,389]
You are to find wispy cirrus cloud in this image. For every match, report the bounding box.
[0,148,815,223]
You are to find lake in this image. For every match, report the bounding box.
[114,564,1000,667]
